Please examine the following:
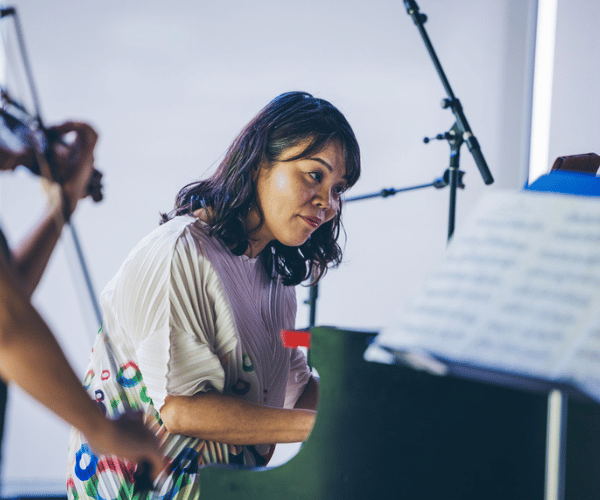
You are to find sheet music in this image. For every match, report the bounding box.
[368,190,600,400]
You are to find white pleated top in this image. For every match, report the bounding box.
[100,215,311,414]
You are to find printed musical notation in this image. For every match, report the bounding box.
[368,190,600,402]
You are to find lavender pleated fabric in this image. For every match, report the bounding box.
[67,216,311,499]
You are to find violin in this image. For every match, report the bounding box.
[0,6,103,207]
[0,91,104,204]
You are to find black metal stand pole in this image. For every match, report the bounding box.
[446,122,464,240]
[307,282,318,329]
[344,180,443,203]
[403,0,494,186]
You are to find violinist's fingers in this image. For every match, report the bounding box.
[47,121,98,144]
[48,122,97,167]
[48,122,100,215]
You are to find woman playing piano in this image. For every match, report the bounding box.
[66,91,361,499]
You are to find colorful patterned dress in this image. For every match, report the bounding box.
[66,216,311,499]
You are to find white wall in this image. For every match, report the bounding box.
[0,0,537,494]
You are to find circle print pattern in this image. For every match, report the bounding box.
[140,386,153,404]
[161,448,199,500]
[116,361,142,388]
[83,370,94,390]
[231,378,251,395]
[75,443,98,481]
[171,447,199,476]
[242,353,254,372]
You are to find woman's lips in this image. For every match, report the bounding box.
[300,216,321,228]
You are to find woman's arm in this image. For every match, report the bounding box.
[160,391,316,445]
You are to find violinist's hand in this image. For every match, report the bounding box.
[86,411,166,484]
[46,121,99,217]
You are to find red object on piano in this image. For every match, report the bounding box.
[280,330,311,348]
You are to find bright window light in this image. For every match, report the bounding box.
[528,0,558,184]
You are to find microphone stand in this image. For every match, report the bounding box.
[404,0,494,193]
[305,0,494,329]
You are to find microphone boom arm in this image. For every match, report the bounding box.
[404,0,494,185]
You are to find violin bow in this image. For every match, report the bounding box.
[0,5,103,327]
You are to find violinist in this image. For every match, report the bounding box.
[0,121,164,477]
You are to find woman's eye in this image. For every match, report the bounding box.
[334,185,347,195]
[309,171,323,182]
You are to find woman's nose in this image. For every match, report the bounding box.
[313,186,338,212]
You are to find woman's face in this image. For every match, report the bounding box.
[246,140,348,257]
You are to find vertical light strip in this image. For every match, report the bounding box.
[528,0,558,184]
[545,389,566,500]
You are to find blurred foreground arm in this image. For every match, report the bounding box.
[0,207,164,479]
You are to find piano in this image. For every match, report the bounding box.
[197,325,600,499]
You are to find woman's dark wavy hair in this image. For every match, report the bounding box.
[161,91,361,286]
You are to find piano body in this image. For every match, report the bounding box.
[198,326,600,499]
